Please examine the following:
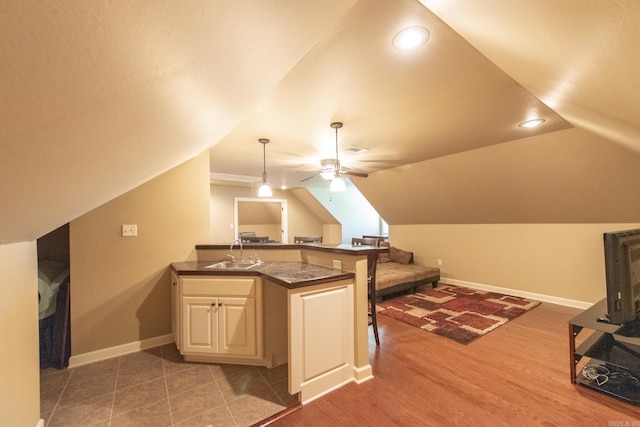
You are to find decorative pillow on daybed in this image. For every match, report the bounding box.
[389,246,413,265]
[378,242,391,263]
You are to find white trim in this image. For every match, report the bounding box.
[68,334,174,368]
[352,364,374,383]
[299,378,354,405]
[441,277,594,310]
[36,419,45,427]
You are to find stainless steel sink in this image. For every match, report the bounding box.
[205,260,262,269]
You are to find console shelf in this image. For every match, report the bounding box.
[570,299,640,405]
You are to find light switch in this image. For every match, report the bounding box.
[122,224,137,237]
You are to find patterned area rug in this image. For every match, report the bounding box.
[377,284,540,345]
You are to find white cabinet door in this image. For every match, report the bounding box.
[182,296,218,354]
[177,276,262,361]
[289,279,354,403]
[218,297,257,356]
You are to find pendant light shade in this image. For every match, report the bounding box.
[258,138,272,197]
[258,182,272,197]
[329,122,346,192]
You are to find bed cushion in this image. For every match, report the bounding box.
[375,262,416,290]
[375,262,440,291]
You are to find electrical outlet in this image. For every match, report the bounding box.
[122,224,137,237]
[437,259,443,266]
[333,260,342,270]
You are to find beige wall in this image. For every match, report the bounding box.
[289,188,342,245]
[357,128,640,225]
[70,152,210,356]
[354,129,640,305]
[391,223,640,305]
[238,199,282,241]
[322,223,343,245]
[209,184,338,244]
[0,241,40,426]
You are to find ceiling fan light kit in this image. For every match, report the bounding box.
[258,138,272,197]
[319,158,338,180]
[329,176,346,192]
[320,170,336,180]
[298,122,368,186]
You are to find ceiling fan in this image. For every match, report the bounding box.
[299,122,369,186]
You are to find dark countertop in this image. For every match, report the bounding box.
[171,260,354,289]
[196,243,386,256]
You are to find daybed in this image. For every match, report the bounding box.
[374,245,440,301]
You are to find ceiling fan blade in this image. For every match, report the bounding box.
[343,171,368,178]
[299,173,319,182]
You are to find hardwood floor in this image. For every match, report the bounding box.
[272,301,640,426]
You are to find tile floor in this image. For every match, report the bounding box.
[40,343,298,426]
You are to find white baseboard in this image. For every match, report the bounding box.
[68,334,174,368]
[352,364,373,383]
[36,419,44,427]
[440,277,594,310]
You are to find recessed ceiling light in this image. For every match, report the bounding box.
[393,26,430,51]
[519,118,545,129]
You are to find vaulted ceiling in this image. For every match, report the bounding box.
[2,0,640,244]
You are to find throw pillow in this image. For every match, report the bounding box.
[389,246,412,265]
[378,241,391,263]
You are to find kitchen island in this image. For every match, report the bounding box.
[172,243,383,403]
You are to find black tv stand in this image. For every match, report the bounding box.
[614,340,640,360]
[570,299,640,405]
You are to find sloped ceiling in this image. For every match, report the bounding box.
[0,0,355,244]
[419,0,640,153]
[2,0,639,244]
[208,0,571,187]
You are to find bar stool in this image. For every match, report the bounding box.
[294,236,323,243]
[367,252,380,346]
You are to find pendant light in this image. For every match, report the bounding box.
[258,138,272,197]
[329,122,346,192]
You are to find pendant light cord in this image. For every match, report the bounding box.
[263,141,267,181]
[259,138,269,183]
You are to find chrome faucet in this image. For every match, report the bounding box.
[229,239,243,262]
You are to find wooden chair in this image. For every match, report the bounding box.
[367,251,380,345]
[351,237,379,246]
[363,235,387,243]
[294,236,323,244]
[241,236,269,243]
[351,237,381,344]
